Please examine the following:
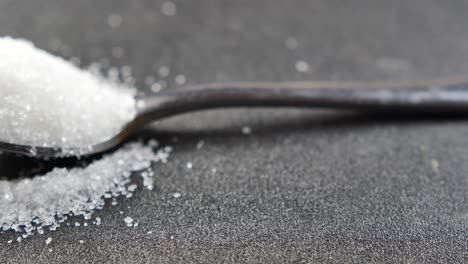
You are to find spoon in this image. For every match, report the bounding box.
[2,77,468,158]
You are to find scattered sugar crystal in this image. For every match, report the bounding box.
[124,216,134,227]
[128,184,137,192]
[107,67,120,82]
[158,66,170,77]
[173,192,181,198]
[7,240,12,244]
[148,139,159,147]
[108,14,123,28]
[151,83,163,92]
[45,237,52,245]
[0,37,136,150]
[295,60,310,73]
[143,176,154,190]
[241,126,252,135]
[165,146,173,152]
[75,222,80,227]
[196,140,205,150]
[136,100,146,109]
[161,1,177,16]
[79,240,84,244]
[0,142,167,235]
[285,37,298,50]
[187,162,193,169]
[175,74,186,85]
[120,66,135,86]
[431,159,440,172]
[17,237,21,243]
[120,65,132,77]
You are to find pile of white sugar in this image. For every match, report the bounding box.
[0,37,171,241]
[0,37,136,148]
[0,142,170,238]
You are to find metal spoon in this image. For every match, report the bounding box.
[2,77,468,158]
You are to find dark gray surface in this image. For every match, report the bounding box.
[2,0,468,263]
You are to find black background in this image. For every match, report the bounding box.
[2,0,468,263]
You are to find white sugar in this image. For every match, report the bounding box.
[161,2,177,16]
[158,66,170,77]
[0,37,171,239]
[174,74,186,85]
[0,37,136,149]
[196,140,205,150]
[295,60,310,73]
[123,216,134,227]
[108,14,123,28]
[0,142,167,236]
[285,37,298,50]
[241,126,252,135]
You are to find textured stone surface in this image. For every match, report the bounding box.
[2,0,468,263]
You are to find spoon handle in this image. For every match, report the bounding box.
[137,77,468,122]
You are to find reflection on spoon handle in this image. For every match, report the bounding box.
[138,77,468,124]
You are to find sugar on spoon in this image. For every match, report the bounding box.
[2,76,468,158]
